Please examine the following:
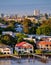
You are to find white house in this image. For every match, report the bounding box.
[0,47,11,54]
[24,38,36,43]
[15,41,33,54]
[0,23,7,28]
[0,43,13,54]
[2,31,15,37]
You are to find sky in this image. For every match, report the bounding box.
[0,0,51,15]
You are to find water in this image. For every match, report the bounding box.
[0,58,51,65]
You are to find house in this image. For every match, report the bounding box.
[15,42,33,54]
[47,37,51,42]
[0,48,11,54]
[0,43,13,54]
[37,41,51,51]
[0,23,7,28]
[24,38,36,43]
[2,31,15,37]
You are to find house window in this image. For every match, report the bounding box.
[30,51,32,53]
[41,48,43,49]
[50,45,51,47]
[4,52,6,54]
[18,47,21,49]
[46,45,48,47]
[18,51,21,54]
[24,48,27,50]
[4,50,10,51]
[7,52,10,54]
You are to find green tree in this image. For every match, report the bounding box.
[36,18,51,35]
[15,33,27,38]
[36,27,42,35]
[35,49,42,54]
[17,37,23,43]
[0,18,8,25]
[29,26,37,34]
[36,25,51,35]
[15,33,27,43]
[22,19,32,34]
[1,34,17,54]
[4,26,16,32]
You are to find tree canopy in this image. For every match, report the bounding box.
[36,19,51,35]
[1,34,17,46]
[22,19,32,34]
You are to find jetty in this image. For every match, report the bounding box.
[0,54,21,59]
[0,54,11,58]
[11,55,21,59]
[32,54,48,62]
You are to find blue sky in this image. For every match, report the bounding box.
[0,0,51,15]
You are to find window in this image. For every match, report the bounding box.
[4,52,6,54]
[7,52,10,54]
[18,51,21,54]
[41,48,43,49]
[46,45,48,47]
[4,49,10,51]
[50,45,51,47]
[18,47,21,49]
[30,51,32,53]
[24,48,27,50]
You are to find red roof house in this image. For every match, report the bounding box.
[15,41,33,53]
[38,41,51,51]
[15,41,33,48]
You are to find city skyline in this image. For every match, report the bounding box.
[0,0,51,15]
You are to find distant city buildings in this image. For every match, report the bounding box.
[34,10,40,16]
[0,10,50,22]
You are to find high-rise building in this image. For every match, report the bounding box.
[34,10,40,16]
[1,13,4,18]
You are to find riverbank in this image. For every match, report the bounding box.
[0,54,11,58]
[0,53,51,58]
[0,54,50,64]
[0,53,51,59]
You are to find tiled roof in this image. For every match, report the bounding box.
[0,43,11,48]
[15,42,33,48]
[38,41,51,45]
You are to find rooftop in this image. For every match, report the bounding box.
[38,41,51,45]
[15,41,33,48]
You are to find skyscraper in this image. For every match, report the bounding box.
[1,13,4,18]
[34,10,40,16]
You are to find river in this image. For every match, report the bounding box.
[0,58,51,65]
